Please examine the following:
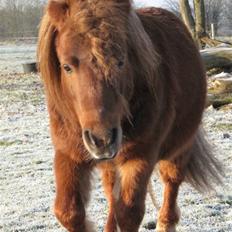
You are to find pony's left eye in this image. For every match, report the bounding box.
[63,64,72,74]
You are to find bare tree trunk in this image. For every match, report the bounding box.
[194,0,207,47]
[194,0,206,36]
[179,0,196,39]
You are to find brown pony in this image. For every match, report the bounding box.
[38,0,222,231]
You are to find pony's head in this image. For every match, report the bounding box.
[38,0,158,160]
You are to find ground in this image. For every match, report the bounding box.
[0,44,232,232]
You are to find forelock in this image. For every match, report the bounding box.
[66,0,130,77]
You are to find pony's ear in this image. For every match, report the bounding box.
[47,0,69,30]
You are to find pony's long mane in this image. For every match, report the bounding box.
[37,0,159,127]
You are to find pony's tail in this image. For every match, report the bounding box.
[185,127,224,192]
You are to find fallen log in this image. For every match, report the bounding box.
[207,75,232,108]
[200,36,232,47]
[200,48,232,70]
[208,77,232,94]
[207,93,232,109]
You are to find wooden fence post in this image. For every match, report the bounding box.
[211,23,215,40]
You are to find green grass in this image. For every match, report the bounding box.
[215,123,232,131]
[0,140,22,147]
[219,199,232,206]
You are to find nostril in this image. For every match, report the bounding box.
[110,128,118,145]
[84,130,104,148]
[83,128,118,150]
[83,130,93,146]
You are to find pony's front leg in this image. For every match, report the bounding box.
[156,160,183,232]
[115,158,153,232]
[98,162,117,232]
[54,152,94,232]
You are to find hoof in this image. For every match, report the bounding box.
[143,221,156,230]
[104,225,118,232]
[156,222,176,232]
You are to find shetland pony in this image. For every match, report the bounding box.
[38,0,222,231]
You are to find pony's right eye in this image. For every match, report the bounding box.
[63,64,72,74]
[118,60,124,69]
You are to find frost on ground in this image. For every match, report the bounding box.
[0,44,232,232]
